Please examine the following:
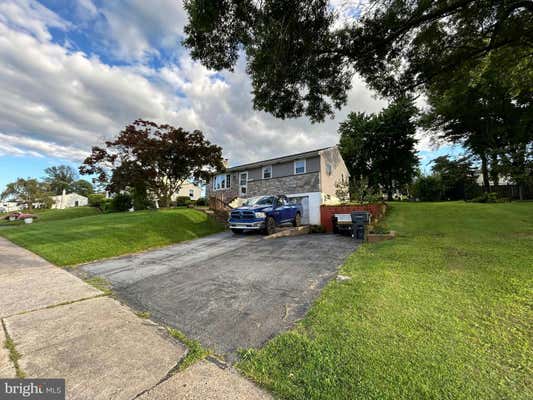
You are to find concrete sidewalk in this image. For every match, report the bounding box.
[0,237,271,400]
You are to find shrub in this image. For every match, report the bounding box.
[370,222,390,234]
[131,189,153,210]
[110,193,133,212]
[412,175,443,201]
[195,197,207,206]
[88,194,107,207]
[471,192,500,203]
[174,196,192,207]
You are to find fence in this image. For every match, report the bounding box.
[320,203,387,233]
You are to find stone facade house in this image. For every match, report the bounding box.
[207,147,349,225]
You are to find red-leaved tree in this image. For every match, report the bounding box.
[80,120,224,207]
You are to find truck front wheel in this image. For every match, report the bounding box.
[293,212,301,227]
[264,216,276,235]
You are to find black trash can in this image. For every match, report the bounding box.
[351,211,371,241]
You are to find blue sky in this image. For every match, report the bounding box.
[0,0,459,194]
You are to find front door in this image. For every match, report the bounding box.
[239,172,248,197]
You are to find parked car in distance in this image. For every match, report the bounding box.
[229,195,303,235]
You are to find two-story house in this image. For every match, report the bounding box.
[207,146,349,225]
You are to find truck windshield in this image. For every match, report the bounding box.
[244,196,275,206]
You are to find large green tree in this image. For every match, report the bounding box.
[1,178,50,210]
[43,165,78,195]
[339,97,419,200]
[183,0,532,121]
[71,179,94,197]
[431,155,481,200]
[80,120,225,207]
[422,47,532,196]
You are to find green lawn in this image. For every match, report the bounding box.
[238,202,533,400]
[0,206,99,225]
[0,208,223,266]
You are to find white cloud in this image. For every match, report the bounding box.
[0,0,387,169]
[0,0,69,42]
[0,133,87,160]
[92,0,187,62]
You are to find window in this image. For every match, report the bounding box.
[262,165,272,179]
[239,172,247,186]
[189,189,194,198]
[213,174,231,190]
[294,159,306,174]
[325,163,332,176]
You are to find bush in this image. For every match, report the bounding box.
[110,193,133,212]
[132,189,153,210]
[412,175,443,201]
[174,196,192,207]
[370,222,390,234]
[195,197,207,206]
[471,192,499,203]
[88,194,107,207]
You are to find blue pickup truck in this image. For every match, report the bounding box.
[228,195,303,235]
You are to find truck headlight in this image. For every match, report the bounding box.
[254,212,266,219]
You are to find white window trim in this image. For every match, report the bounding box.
[294,159,306,174]
[213,173,231,191]
[239,171,248,196]
[262,165,273,179]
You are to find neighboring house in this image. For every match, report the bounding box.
[171,181,203,201]
[51,190,88,209]
[0,201,20,213]
[207,147,350,225]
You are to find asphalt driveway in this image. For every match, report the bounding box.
[80,232,357,360]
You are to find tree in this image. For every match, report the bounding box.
[183,0,532,121]
[421,47,532,196]
[80,120,225,207]
[1,178,50,210]
[412,175,444,202]
[71,179,94,197]
[431,156,481,200]
[339,97,419,200]
[44,165,78,195]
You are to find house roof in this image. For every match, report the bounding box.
[225,146,333,172]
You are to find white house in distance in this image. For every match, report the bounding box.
[51,190,88,209]
[0,201,20,213]
[171,181,203,201]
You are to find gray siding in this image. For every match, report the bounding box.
[246,156,321,181]
[207,153,327,201]
[247,172,320,197]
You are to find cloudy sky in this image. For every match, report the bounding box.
[0,0,456,192]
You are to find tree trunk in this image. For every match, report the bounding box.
[519,184,524,201]
[480,152,490,193]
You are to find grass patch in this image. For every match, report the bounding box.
[0,207,99,226]
[135,311,151,319]
[0,208,223,266]
[84,276,113,295]
[2,320,25,378]
[167,327,211,371]
[238,202,533,400]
